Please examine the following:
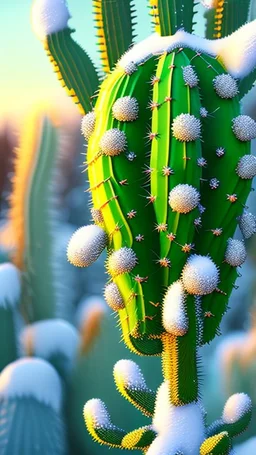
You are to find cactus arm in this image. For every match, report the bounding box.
[200,432,231,455]
[93,0,136,74]
[204,0,251,39]
[46,29,99,114]
[83,399,127,448]
[114,365,156,417]
[148,0,198,35]
[122,426,157,450]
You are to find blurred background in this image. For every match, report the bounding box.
[0,1,256,454]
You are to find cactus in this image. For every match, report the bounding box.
[32,0,256,453]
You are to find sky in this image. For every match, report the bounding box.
[1,1,205,126]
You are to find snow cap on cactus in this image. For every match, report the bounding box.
[162,281,188,336]
[67,225,108,267]
[225,239,247,267]
[236,155,256,179]
[114,360,147,390]
[100,129,127,156]
[222,393,252,423]
[81,112,96,140]
[172,114,201,142]
[32,0,71,40]
[104,282,124,311]
[0,263,21,308]
[232,116,256,142]
[169,184,200,214]
[107,247,137,277]
[0,358,62,411]
[239,212,256,239]
[213,74,238,99]
[84,399,112,429]
[119,21,256,79]
[112,96,139,122]
[20,319,79,371]
[182,255,219,295]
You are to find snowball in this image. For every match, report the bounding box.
[100,129,127,156]
[0,263,21,308]
[213,74,238,99]
[112,97,139,122]
[104,282,124,311]
[239,212,256,239]
[223,393,252,423]
[162,281,188,336]
[32,0,71,40]
[67,225,108,267]
[0,358,62,411]
[182,254,219,295]
[107,247,137,277]
[225,239,247,267]
[172,114,201,142]
[81,112,96,140]
[232,116,256,142]
[114,360,147,390]
[169,184,200,214]
[236,155,256,179]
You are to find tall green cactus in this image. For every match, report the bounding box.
[32,0,256,453]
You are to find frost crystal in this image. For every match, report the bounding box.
[100,129,127,156]
[112,96,139,122]
[162,281,188,336]
[236,155,256,179]
[107,247,137,277]
[114,360,147,390]
[32,0,71,40]
[182,65,198,88]
[169,184,200,214]
[225,239,247,267]
[213,74,238,99]
[84,399,112,429]
[81,112,96,140]
[67,225,108,267]
[172,114,201,142]
[239,212,256,239]
[104,282,124,311]
[223,393,252,423]
[182,254,219,295]
[232,116,256,142]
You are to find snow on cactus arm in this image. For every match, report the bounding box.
[183,50,254,344]
[0,263,21,371]
[148,0,198,36]
[93,0,136,73]
[32,0,99,114]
